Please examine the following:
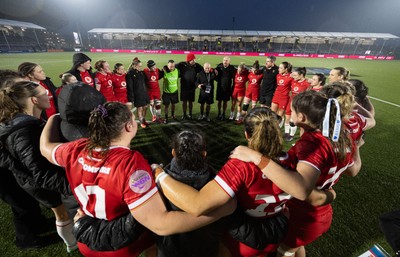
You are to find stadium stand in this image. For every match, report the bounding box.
[0,19,70,53]
[87,28,400,57]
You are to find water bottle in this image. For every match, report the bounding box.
[358,244,391,257]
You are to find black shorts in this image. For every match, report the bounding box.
[258,93,274,107]
[180,89,195,102]
[162,92,179,105]
[198,91,214,105]
[134,94,150,108]
[216,86,231,101]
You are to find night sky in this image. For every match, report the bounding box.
[1,0,400,36]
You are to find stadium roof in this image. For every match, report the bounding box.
[0,19,46,30]
[88,28,399,39]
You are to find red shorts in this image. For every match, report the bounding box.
[282,201,333,248]
[147,89,161,101]
[77,230,154,257]
[272,94,290,111]
[245,86,259,102]
[223,232,279,257]
[232,87,245,99]
[285,97,294,115]
[116,96,128,103]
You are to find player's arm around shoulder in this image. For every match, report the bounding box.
[40,114,64,164]
[130,189,235,236]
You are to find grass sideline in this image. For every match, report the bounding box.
[0,52,399,257]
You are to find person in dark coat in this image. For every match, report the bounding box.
[259,56,279,108]
[0,81,77,253]
[126,57,150,128]
[64,53,95,87]
[154,130,222,257]
[0,70,56,250]
[196,63,217,122]
[215,56,236,121]
[176,53,203,120]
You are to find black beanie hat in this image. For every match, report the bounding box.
[147,60,156,68]
[72,53,91,69]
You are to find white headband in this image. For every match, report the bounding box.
[322,98,341,142]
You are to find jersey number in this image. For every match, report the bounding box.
[245,193,291,217]
[74,184,107,219]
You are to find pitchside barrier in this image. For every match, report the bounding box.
[90,48,395,60]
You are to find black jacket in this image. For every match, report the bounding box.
[0,114,70,196]
[65,68,96,86]
[176,62,203,91]
[260,65,279,95]
[126,69,149,107]
[215,63,236,92]
[195,70,216,97]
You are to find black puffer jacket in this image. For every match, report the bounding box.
[126,68,150,107]
[0,114,71,196]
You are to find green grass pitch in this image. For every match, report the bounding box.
[0,52,399,257]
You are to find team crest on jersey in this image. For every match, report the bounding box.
[129,170,152,193]
[252,79,257,84]
[237,77,242,81]
[151,75,156,81]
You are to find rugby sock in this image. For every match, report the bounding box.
[289,121,297,137]
[56,220,77,252]
[279,118,284,128]
[290,125,297,137]
[156,109,161,119]
[284,124,290,134]
[150,105,155,116]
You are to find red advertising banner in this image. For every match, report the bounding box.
[90,49,395,60]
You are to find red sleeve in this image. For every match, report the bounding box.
[294,138,327,172]
[52,141,77,167]
[214,159,247,198]
[122,151,158,209]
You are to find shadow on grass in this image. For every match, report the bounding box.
[131,120,247,170]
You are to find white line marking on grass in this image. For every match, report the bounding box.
[369,96,400,108]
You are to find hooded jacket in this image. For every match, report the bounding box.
[0,114,71,196]
[64,53,95,84]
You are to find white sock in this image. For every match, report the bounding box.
[284,124,290,134]
[56,220,77,251]
[156,109,161,118]
[290,125,297,136]
[279,118,284,128]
